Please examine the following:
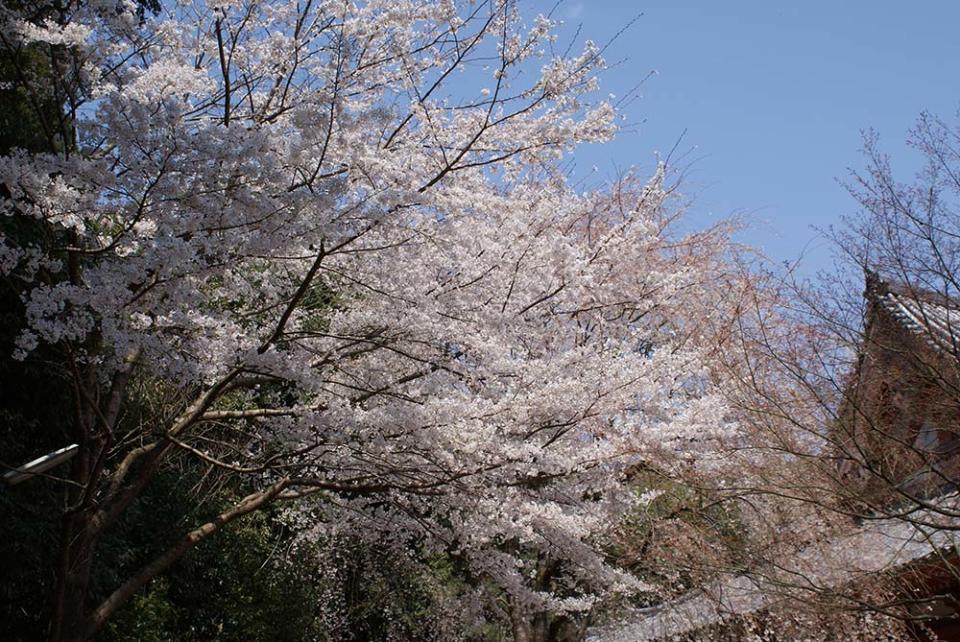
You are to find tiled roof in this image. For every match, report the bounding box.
[878,289,960,355]
[589,493,960,642]
[867,272,960,355]
[590,273,960,642]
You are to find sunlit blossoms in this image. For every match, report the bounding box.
[1,1,749,638]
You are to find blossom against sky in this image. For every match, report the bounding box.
[533,0,960,271]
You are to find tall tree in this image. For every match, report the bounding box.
[0,2,748,640]
[669,113,960,640]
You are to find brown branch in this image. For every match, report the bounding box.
[199,407,300,420]
[258,240,326,353]
[215,17,231,125]
[85,477,291,637]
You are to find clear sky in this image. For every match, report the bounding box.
[528,1,960,271]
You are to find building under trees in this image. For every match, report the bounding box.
[594,272,960,641]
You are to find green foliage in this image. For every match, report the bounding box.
[101,490,326,642]
[605,469,747,606]
[0,40,75,628]
[300,531,515,642]
[297,280,343,334]
[324,542,452,641]
[107,579,179,642]
[0,44,62,154]
[0,460,62,640]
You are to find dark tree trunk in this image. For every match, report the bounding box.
[512,608,582,642]
[49,362,101,642]
[49,509,95,642]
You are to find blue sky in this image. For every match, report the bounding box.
[527,1,960,271]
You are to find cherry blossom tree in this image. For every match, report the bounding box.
[0,1,749,640]
[622,113,960,641]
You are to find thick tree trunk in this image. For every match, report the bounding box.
[511,604,588,642]
[49,359,102,642]
[512,617,534,642]
[49,511,95,642]
[511,608,554,642]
